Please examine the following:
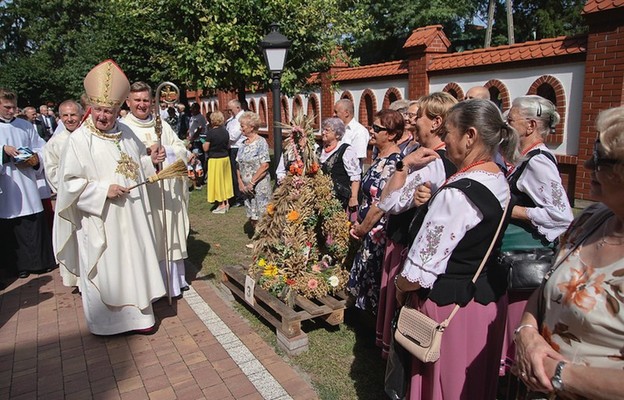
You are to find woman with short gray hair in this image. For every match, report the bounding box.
[318,117,361,210]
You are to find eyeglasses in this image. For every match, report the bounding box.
[370,124,387,133]
[593,139,622,171]
[401,112,417,119]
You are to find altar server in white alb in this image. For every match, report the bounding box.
[54,60,166,335]
[123,81,190,297]
[0,88,56,281]
[43,99,84,288]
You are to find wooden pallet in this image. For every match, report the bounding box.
[221,265,348,355]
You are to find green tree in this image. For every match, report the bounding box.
[123,0,369,100]
[346,0,480,64]
[485,0,587,46]
[1,0,368,105]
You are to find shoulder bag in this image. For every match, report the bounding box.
[394,194,509,363]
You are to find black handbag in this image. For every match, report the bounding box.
[385,310,410,400]
[500,248,554,291]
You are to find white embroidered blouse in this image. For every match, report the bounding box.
[400,170,509,288]
[511,144,573,242]
[377,157,447,214]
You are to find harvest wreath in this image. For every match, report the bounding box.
[248,114,351,304]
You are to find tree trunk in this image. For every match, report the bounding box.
[238,84,248,110]
[485,0,495,47]
[506,0,515,45]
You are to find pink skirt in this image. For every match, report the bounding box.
[408,296,507,400]
[499,291,532,375]
[376,239,407,358]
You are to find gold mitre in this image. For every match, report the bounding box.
[83,59,130,108]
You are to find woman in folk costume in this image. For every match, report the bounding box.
[499,95,574,375]
[54,60,166,335]
[395,99,520,399]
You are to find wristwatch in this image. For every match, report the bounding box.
[550,361,567,391]
[395,160,404,172]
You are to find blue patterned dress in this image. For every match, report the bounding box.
[349,152,401,311]
[236,136,272,221]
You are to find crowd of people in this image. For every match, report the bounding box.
[2,60,624,398]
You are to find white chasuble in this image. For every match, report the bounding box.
[54,119,165,334]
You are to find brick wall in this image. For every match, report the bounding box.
[577,13,624,200]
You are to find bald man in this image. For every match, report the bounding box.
[465,86,490,100]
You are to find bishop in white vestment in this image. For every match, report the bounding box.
[54,60,166,335]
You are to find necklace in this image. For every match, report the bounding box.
[443,159,489,186]
[521,141,542,156]
[324,142,338,153]
[598,217,624,247]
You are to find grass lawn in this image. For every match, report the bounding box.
[186,186,387,400]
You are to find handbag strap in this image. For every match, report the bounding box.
[440,193,510,328]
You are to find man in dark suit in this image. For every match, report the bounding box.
[23,106,47,140]
[38,104,57,140]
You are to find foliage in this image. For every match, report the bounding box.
[249,114,351,301]
[348,0,588,62]
[346,0,480,63]
[0,0,589,106]
[485,0,587,46]
[0,0,368,105]
[124,0,369,96]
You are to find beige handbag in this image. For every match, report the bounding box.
[394,195,509,363]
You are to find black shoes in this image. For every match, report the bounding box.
[181,285,190,292]
[18,271,30,279]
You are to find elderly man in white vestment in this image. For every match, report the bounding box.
[43,99,84,288]
[123,81,190,297]
[54,60,166,335]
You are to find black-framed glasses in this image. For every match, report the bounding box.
[370,124,388,133]
[593,139,622,170]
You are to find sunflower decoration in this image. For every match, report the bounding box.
[249,114,351,303]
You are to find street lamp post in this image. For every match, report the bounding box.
[260,23,291,167]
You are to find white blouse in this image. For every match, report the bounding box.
[400,170,509,288]
[319,142,362,181]
[377,157,447,214]
[511,144,573,242]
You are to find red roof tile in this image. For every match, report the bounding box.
[583,0,624,14]
[333,60,408,81]
[403,25,451,50]
[428,36,587,71]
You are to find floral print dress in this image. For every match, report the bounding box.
[236,136,272,220]
[348,152,401,311]
[542,204,624,374]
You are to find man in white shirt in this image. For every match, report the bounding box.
[226,99,245,206]
[38,104,57,140]
[333,99,369,166]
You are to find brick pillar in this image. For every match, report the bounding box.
[403,25,450,100]
[407,54,431,100]
[320,69,336,120]
[577,7,624,200]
